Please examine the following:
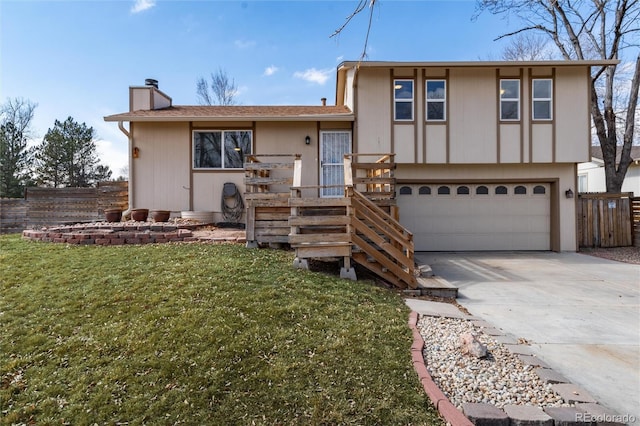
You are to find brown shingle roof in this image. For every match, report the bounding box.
[591,145,640,164]
[104,105,354,122]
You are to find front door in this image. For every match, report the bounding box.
[320,131,352,197]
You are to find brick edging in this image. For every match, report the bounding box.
[408,310,474,426]
[21,224,244,245]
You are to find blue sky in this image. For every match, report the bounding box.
[1,0,513,176]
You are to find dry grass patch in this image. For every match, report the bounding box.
[0,235,442,425]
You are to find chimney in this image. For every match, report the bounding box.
[321,97,327,106]
[130,78,171,111]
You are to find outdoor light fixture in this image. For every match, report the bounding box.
[565,189,574,198]
[305,135,311,145]
[132,147,140,158]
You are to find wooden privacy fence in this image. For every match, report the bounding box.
[577,192,635,248]
[0,181,128,234]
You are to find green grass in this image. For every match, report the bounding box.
[0,235,442,425]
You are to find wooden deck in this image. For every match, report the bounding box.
[244,153,417,289]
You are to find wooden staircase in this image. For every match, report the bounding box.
[288,154,418,289]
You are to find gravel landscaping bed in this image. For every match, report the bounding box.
[579,246,640,264]
[417,316,567,410]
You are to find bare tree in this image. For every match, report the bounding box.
[476,0,640,193]
[196,68,238,106]
[331,0,378,61]
[501,33,555,60]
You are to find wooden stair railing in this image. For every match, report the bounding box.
[244,154,300,247]
[346,186,417,289]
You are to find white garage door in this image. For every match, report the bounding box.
[397,183,550,251]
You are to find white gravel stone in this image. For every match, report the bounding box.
[417,315,567,410]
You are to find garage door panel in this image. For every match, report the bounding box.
[398,183,551,251]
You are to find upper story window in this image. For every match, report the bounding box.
[394,79,414,121]
[426,80,446,121]
[500,79,520,121]
[193,130,252,169]
[532,79,553,120]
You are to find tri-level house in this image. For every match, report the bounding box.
[105,60,615,287]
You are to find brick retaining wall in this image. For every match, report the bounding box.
[22,223,200,245]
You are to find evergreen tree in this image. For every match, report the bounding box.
[0,98,36,198]
[35,117,112,187]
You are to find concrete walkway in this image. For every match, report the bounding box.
[414,251,640,425]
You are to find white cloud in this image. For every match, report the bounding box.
[96,138,128,177]
[264,66,279,76]
[234,39,256,49]
[293,68,332,85]
[131,0,156,14]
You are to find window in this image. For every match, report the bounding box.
[532,79,553,120]
[437,186,450,195]
[457,186,470,195]
[476,186,489,195]
[426,80,446,121]
[394,79,414,121]
[533,185,546,194]
[495,185,508,195]
[500,79,520,121]
[578,175,587,193]
[193,130,252,169]
[399,186,412,195]
[515,185,527,194]
[419,186,431,195]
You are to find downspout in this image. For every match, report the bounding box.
[117,121,133,218]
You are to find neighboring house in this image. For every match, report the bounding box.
[105,59,615,252]
[578,146,640,195]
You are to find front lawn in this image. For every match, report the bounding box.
[0,235,442,425]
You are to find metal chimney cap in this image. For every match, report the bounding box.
[145,78,158,88]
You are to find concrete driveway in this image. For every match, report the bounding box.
[415,251,640,425]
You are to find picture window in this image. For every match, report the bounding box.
[193,130,252,169]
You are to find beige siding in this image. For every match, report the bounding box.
[131,122,190,211]
[449,68,497,163]
[500,124,522,163]
[131,88,151,111]
[532,124,554,162]
[555,67,590,162]
[192,171,245,222]
[256,121,320,188]
[355,69,392,153]
[425,125,447,163]
[344,68,356,110]
[394,125,415,163]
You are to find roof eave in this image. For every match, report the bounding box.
[104,114,355,123]
[337,59,620,69]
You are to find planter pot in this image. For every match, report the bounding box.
[181,211,214,223]
[150,210,171,222]
[104,208,122,223]
[131,208,149,222]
